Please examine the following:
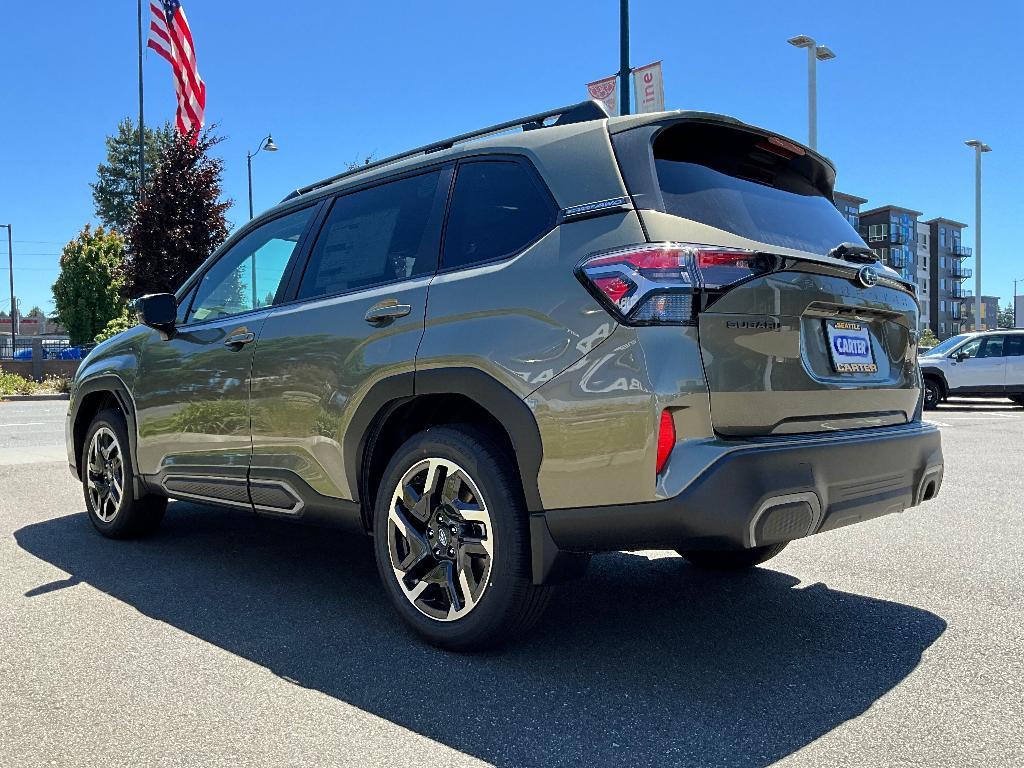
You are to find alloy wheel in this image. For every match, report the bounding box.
[924,381,940,409]
[386,457,494,622]
[86,426,125,523]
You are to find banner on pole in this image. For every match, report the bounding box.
[632,61,665,113]
[587,75,618,116]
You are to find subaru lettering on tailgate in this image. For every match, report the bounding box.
[825,319,878,374]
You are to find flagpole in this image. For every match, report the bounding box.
[137,0,146,197]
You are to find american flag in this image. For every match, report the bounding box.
[148,0,206,142]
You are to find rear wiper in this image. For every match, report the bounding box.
[828,242,878,264]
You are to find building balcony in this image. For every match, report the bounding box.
[948,285,972,299]
[950,265,973,280]
[886,229,907,244]
[950,243,972,258]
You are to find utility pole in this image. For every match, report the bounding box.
[619,0,631,116]
[137,0,146,196]
[2,224,13,356]
[965,139,991,330]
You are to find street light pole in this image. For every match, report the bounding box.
[246,134,279,220]
[787,35,836,150]
[965,139,991,330]
[1,224,14,356]
[619,0,631,116]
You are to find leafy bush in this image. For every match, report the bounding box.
[94,309,138,344]
[0,368,75,396]
[0,369,38,396]
[40,373,72,394]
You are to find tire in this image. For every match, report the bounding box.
[372,425,551,651]
[922,378,943,410]
[82,408,167,539]
[678,542,788,571]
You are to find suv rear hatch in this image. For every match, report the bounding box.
[606,116,920,436]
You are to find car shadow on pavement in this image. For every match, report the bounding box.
[16,503,946,768]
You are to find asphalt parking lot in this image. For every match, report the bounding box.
[1,398,1021,767]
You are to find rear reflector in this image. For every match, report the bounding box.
[576,243,776,325]
[656,410,675,475]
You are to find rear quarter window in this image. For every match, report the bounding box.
[442,159,555,270]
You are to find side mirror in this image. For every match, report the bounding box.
[135,293,177,330]
[954,351,969,362]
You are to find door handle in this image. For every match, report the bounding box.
[223,331,256,348]
[364,300,412,326]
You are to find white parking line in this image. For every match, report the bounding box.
[0,422,47,428]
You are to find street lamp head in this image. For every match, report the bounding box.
[964,139,992,152]
[815,45,836,61]
[787,34,814,48]
[263,136,278,152]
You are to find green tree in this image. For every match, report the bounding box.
[997,303,1015,329]
[91,118,175,232]
[93,309,138,344]
[919,327,939,349]
[121,129,232,299]
[26,306,44,318]
[52,225,128,345]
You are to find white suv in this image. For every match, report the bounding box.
[920,330,1024,409]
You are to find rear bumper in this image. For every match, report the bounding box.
[531,421,943,583]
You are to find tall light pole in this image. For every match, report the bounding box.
[247,134,279,220]
[0,224,13,356]
[787,35,836,150]
[965,139,991,330]
[619,0,631,115]
[1014,277,1023,329]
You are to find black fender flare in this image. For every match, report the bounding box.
[344,367,545,512]
[70,374,143,488]
[920,367,948,396]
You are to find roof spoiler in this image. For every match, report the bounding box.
[282,99,611,202]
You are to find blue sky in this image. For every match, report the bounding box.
[0,0,1020,313]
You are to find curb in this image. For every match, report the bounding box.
[0,393,70,402]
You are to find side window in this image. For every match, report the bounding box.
[297,171,443,300]
[187,206,315,324]
[956,339,982,359]
[1004,336,1024,357]
[978,336,1005,358]
[442,160,555,270]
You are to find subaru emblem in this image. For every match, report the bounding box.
[856,265,878,289]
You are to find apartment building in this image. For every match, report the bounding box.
[834,191,867,230]
[914,222,931,331]
[859,204,919,285]
[961,295,999,333]
[832,193,982,339]
[924,217,972,337]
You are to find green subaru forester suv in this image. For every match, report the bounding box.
[66,101,944,650]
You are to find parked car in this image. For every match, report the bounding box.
[66,100,944,650]
[919,330,1024,408]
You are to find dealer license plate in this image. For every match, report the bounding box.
[825,319,877,374]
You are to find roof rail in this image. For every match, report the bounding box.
[282,99,610,202]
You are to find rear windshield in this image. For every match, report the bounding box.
[652,123,862,255]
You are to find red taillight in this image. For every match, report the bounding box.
[576,243,776,325]
[656,409,675,475]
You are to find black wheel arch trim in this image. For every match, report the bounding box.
[345,367,545,514]
[70,374,144,491]
[920,367,948,394]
